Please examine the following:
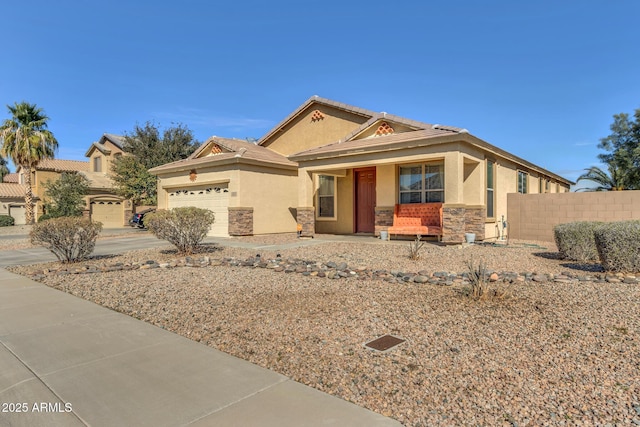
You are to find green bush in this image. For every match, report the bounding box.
[0,215,15,227]
[594,221,640,273]
[38,213,57,222]
[553,221,604,262]
[145,207,215,255]
[30,217,103,263]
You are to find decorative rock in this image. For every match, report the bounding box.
[489,273,499,282]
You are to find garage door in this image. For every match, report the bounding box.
[167,184,229,237]
[91,200,123,228]
[9,206,26,225]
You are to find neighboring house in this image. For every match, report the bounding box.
[0,183,28,224]
[15,133,131,227]
[151,96,573,242]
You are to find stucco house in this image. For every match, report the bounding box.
[150,96,572,242]
[14,133,131,227]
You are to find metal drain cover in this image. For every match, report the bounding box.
[364,335,405,352]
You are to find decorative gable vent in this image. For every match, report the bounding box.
[208,144,224,156]
[375,121,394,136]
[311,110,325,122]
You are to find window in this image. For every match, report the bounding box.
[486,160,495,218]
[317,175,336,219]
[399,162,444,203]
[93,157,102,172]
[517,171,528,194]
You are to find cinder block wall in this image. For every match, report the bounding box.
[507,191,640,242]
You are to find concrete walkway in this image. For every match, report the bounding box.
[0,243,401,426]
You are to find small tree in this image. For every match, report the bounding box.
[43,172,89,218]
[110,122,198,205]
[145,207,215,255]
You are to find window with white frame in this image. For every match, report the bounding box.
[317,175,336,219]
[399,162,444,203]
[486,160,495,218]
[517,170,528,194]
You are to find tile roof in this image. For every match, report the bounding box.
[149,136,297,174]
[85,133,126,157]
[289,129,457,159]
[0,183,27,198]
[35,159,90,172]
[79,172,114,190]
[2,173,19,183]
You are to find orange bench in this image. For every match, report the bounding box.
[387,203,443,239]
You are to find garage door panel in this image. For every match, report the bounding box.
[91,201,123,228]
[9,206,26,225]
[167,184,229,237]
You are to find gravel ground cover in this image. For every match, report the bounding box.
[7,237,640,426]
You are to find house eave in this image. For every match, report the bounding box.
[149,156,298,175]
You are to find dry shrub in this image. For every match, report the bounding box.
[553,221,604,262]
[594,220,640,273]
[145,207,215,255]
[30,217,102,263]
[408,235,425,260]
[465,258,510,300]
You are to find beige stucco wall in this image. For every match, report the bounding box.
[261,105,369,156]
[156,164,298,234]
[315,170,354,234]
[507,191,640,242]
[235,165,298,234]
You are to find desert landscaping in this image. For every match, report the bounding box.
[5,232,640,426]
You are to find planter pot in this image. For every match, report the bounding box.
[465,233,476,244]
[380,231,389,241]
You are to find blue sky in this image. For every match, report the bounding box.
[2,0,639,188]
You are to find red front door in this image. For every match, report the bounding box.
[355,168,376,233]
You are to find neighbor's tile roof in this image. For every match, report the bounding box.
[35,159,90,172]
[85,133,126,157]
[79,172,114,190]
[2,173,19,183]
[150,136,297,174]
[0,183,27,198]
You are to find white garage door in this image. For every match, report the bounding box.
[167,184,229,237]
[9,206,26,225]
[91,200,123,228]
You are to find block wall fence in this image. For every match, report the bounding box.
[507,190,640,243]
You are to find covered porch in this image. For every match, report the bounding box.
[294,148,487,244]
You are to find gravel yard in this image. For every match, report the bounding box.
[7,236,640,426]
[0,225,141,251]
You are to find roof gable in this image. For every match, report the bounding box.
[85,133,125,157]
[149,136,297,175]
[257,96,374,156]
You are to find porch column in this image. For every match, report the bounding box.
[297,168,315,237]
[442,152,465,243]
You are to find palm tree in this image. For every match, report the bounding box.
[575,164,628,191]
[0,102,58,223]
[0,157,9,181]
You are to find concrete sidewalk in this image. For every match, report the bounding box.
[0,268,400,426]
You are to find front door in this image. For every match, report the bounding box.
[355,168,376,233]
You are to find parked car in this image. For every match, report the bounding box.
[129,209,156,229]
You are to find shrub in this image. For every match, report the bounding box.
[145,207,215,255]
[0,215,15,227]
[38,213,57,222]
[594,220,640,273]
[553,221,604,262]
[408,235,425,260]
[30,217,103,263]
[465,258,510,300]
